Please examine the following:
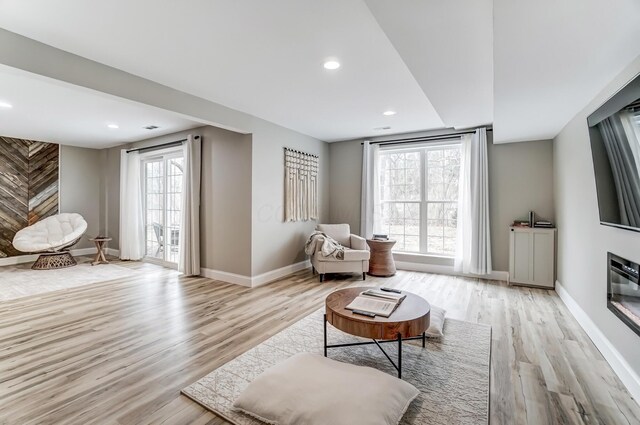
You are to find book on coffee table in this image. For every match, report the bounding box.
[345,291,404,317]
[360,289,406,302]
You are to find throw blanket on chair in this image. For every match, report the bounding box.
[304,231,344,260]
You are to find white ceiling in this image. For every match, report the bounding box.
[364,0,493,131]
[0,0,639,144]
[493,0,640,143]
[0,66,203,148]
[0,0,444,143]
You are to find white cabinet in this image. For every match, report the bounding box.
[509,227,556,288]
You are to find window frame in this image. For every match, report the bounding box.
[378,140,461,257]
[140,148,184,267]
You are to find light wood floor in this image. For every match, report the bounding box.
[0,259,639,425]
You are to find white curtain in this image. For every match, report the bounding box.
[620,110,640,177]
[454,128,492,275]
[360,141,381,238]
[179,135,202,276]
[119,150,144,260]
[598,114,640,227]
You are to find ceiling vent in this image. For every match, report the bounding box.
[143,125,159,130]
[373,126,391,131]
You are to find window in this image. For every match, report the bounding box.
[378,143,461,256]
[142,151,184,265]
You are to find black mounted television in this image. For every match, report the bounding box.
[588,73,640,232]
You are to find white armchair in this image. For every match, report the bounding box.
[311,224,370,282]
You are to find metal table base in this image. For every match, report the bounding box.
[323,314,426,379]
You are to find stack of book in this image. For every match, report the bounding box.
[372,234,389,241]
[512,220,530,228]
[534,220,554,228]
[345,289,406,317]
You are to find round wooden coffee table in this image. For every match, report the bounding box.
[324,287,431,378]
[366,239,397,276]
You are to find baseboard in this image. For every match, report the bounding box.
[70,247,97,256]
[105,248,120,257]
[200,268,252,287]
[251,260,311,288]
[0,247,97,267]
[200,260,311,288]
[395,261,509,282]
[555,280,640,402]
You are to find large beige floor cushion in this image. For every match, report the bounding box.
[311,223,370,282]
[233,353,419,425]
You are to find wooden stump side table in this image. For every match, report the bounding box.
[90,237,112,266]
[366,239,396,277]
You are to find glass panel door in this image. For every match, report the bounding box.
[143,152,183,265]
[165,157,183,264]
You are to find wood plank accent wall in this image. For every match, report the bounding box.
[0,137,59,258]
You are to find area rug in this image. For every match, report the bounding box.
[0,258,137,302]
[183,309,491,425]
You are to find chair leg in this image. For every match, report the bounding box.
[312,266,316,275]
[362,272,366,281]
[320,274,325,283]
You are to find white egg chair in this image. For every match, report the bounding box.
[12,213,88,270]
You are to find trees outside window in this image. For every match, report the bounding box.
[378,144,460,256]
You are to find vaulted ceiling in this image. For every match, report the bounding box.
[0,0,638,146]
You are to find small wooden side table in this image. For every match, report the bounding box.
[366,239,396,277]
[90,237,112,266]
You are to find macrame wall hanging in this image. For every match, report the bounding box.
[284,147,319,222]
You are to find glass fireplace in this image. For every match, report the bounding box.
[608,252,640,337]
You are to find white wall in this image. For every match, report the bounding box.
[251,124,330,275]
[328,138,362,232]
[488,139,555,271]
[0,144,102,265]
[103,125,253,276]
[104,123,329,277]
[59,145,102,250]
[328,133,555,272]
[554,55,640,393]
[0,29,331,278]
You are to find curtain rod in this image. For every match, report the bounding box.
[361,128,493,146]
[126,135,200,154]
[284,147,319,158]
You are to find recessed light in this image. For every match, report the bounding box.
[383,110,396,116]
[107,124,119,129]
[0,101,13,109]
[323,60,340,70]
